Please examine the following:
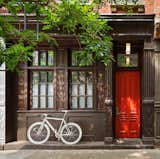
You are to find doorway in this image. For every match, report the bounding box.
[115,71,140,138]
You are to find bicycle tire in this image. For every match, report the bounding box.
[60,122,82,145]
[27,122,50,145]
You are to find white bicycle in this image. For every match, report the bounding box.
[27,110,82,145]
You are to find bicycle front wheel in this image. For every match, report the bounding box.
[27,122,50,145]
[60,122,82,145]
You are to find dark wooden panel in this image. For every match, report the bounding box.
[6,72,17,142]
[17,111,108,141]
[141,103,154,137]
[155,53,160,102]
[17,63,28,110]
[154,52,160,139]
[96,64,112,110]
[155,108,160,138]
[55,70,68,110]
[106,64,113,98]
[142,50,155,98]
[141,48,155,138]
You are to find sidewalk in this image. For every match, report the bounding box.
[0,149,160,159]
[1,140,154,150]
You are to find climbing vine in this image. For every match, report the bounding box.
[0,0,113,70]
[42,0,113,66]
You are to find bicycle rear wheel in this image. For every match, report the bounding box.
[60,122,82,145]
[27,122,50,144]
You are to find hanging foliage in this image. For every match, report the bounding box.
[0,0,113,70]
[42,0,113,66]
[0,0,57,71]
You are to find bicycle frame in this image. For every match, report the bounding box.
[40,111,68,138]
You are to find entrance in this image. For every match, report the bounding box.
[115,71,140,138]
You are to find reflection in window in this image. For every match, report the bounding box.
[117,43,139,67]
[70,71,93,109]
[32,71,54,109]
[71,51,93,66]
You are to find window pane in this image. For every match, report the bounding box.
[32,72,39,96]
[32,51,38,66]
[32,84,38,96]
[32,72,39,84]
[48,97,53,108]
[71,52,93,66]
[40,97,46,108]
[48,51,54,66]
[79,97,85,108]
[40,83,46,95]
[86,72,92,82]
[87,97,93,108]
[87,83,93,95]
[79,84,85,95]
[72,84,78,96]
[48,72,53,82]
[111,0,142,5]
[32,97,38,108]
[40,72,47,82]
[40,51,46,66]
[72,97,78,109]
[48,83,53,96]
[117,54,138,67]
[72,72,78,83]
[79,72,85,83]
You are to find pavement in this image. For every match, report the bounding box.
[0,149,160,159]
[0,140,154,150]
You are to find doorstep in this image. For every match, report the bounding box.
[2,140,154,150]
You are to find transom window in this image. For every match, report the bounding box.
[32,50,54,66]
[115,42,141,68]
[117,43,138,67]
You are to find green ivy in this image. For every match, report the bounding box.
[42,0,113,66]
[0,0,57,71]
[0,0,113,70]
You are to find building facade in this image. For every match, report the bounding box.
[1,0,160,147]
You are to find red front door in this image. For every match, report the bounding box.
[115,71,140,138]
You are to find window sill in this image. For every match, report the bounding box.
[110,5,145,13]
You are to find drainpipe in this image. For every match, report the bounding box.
[23,3,27,31]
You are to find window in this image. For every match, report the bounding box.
[116,42,139,68]
[111,0,143,5]
[30,50,55,109]
[29,49,106,110]
[70,71,93,109]
[69,51,93,109]
[55,0,92,4]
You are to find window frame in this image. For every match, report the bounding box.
[28,49,56,110]
[28,48,107,110]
